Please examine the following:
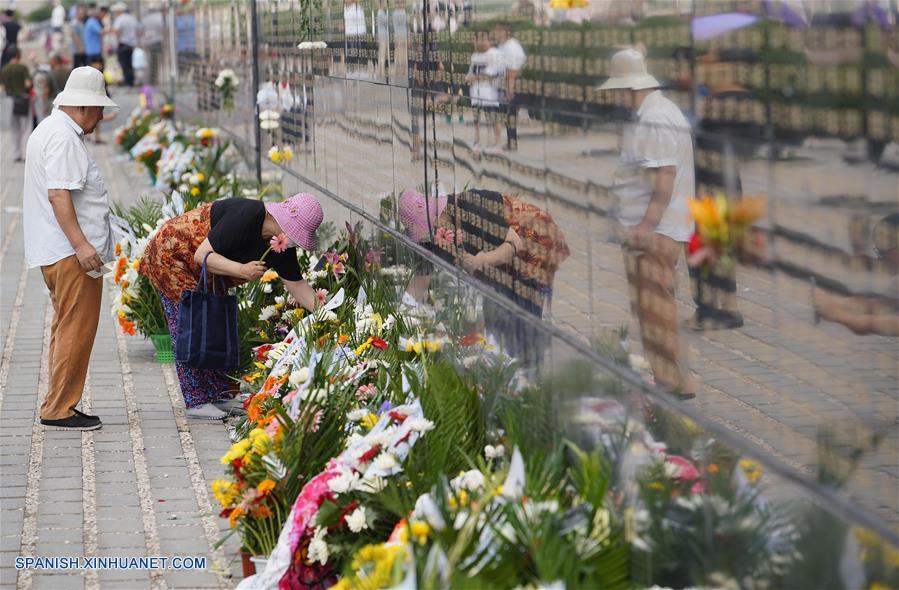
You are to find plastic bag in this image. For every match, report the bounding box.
[132,47,147,70]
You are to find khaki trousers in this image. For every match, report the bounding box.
[40,255,103,420]
[623,233,696,394]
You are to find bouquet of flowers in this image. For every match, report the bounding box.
[110,198,169,338]
[215,68,239,111]
[687,193,767,272]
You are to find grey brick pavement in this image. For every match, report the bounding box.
[0,94,240,589]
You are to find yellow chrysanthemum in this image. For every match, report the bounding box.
[361,413,379,431]
[261,269,278,283]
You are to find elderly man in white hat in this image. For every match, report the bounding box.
[23,66,118,431]
[600,48,697,400]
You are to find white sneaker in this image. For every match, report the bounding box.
[186,403,228,420]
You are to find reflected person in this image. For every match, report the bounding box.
[398,188,569,366]
[493,21,526,152]
[601,48,696,400]
[814,213,899,337]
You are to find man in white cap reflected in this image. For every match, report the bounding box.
[22,66,119,431]
[600,48,697,400]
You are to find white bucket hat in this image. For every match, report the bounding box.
[598,48,660,91]
[53,66,119,112]
[110,2,128,12]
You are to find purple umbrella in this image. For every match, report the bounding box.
[692,13,760,41]
[764,0,809,28]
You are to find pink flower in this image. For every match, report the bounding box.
[331,261,345,278]
[270,233,290,253]
[315,289,328,305]
[265,418,280,439]
[287,467,341,553]
[323,250,340,266]
[309,409,323,433]
[364,249,382,271]
[355,383,378,401]
[283,389,298,405]
[666,455,700,480]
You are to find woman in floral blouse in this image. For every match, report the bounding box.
[139,194,324,420]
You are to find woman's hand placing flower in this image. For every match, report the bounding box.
[240,261,268,281]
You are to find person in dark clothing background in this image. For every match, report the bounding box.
[1,9,22,68]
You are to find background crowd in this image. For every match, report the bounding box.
[1,0,158,158]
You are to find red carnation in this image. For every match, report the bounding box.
[358,445,381,463]
[688,232,703,255]
[370,337,388,350]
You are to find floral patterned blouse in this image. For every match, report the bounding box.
[139,203,239,301]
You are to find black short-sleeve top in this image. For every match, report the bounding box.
[207,198,303,282]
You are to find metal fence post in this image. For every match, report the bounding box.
[250,0,262,185]
[167,0,177,110]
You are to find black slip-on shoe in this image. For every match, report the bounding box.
[40,413,102,431]
[73,408,100,421]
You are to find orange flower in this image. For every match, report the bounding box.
[250,505,272,519]
[118,316,136,335]
[229,507,245,528]
[707,463,719,474]
[114,257,128,283]
[729,196,766,227]
[115,243,122,256]
[257,479,276,495]
[338,334,349,345]
[247,394,268,423]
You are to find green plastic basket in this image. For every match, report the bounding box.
[150,334,174,364]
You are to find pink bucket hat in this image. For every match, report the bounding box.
[398,189,448,243]
[265,193,324,251]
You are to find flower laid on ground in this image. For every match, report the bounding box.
[215,69,239,111]
[268,145,294,163]
[195,127,218,147]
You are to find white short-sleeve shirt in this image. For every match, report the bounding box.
[498,38,526,72]
[468,48,503,107]
[23,110,114,268]
[613,90,695,243]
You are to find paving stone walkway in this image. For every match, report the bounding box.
[0,93,240,589]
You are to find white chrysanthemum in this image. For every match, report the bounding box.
[327,470,359,494]
[288,367,310,388]
[372,453,398,471]
[307,526,329,565]
[345,507,368,533]
[485,444,505,459]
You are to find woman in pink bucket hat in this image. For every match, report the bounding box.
[139,193,324,420]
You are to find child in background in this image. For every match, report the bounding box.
[466,31,504,155]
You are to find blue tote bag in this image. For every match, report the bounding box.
[175,253,240,369]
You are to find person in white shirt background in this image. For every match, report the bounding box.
[343,0,367,70]
[50,0,66,50]
[493,21,525,151]
[601,48,697,400]
[466,31,504,155]
[22,66,119,431]
[111,2,138,87]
